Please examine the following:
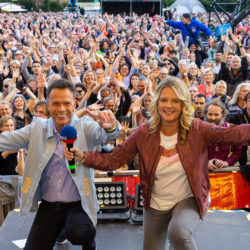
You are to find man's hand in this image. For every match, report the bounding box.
[12,68,20,79]
[38,73,46,89]
[1,151,18,159]
[131,100,141,114]
[63,145,85,162]
[86,109,117,130]
[3,66,9,77]
[235,35,242,46]
[225,37,231,47]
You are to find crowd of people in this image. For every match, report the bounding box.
[0,8,249,250]
[0,10,249,175]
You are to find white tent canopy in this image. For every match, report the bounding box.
[170,0,207,14]
[0,3,27,13]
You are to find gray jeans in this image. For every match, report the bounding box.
[143,197,200,250]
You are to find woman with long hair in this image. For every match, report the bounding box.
[11,94,32,129]
[227,82,250,116]
[188,62,201,85]
[64,76,250,250]
[128,73,140,96]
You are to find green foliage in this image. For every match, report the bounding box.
[49,1,64,12]
[163,0,239,12]
[41,0,49,12]
[78,0,95,2]
[17,0,35,11]
[1,0,241,13]
[163,0,176,8]
[200,0,238,12]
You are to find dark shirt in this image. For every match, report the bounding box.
[228,108,250,125]
[228,108,250,164]
[0,152,18,175]
[14,112,32,130]
[218,57,249,97]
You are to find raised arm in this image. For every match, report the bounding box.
[64,125,138,171]
[199,120,250,147]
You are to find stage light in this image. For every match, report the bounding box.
[95,181,130,221]
[131,183,143,223]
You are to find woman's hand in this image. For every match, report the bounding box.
[208,159,217,172]
[63,145,85,162]
[215,159,229,168]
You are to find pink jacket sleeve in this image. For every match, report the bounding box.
[198,119,250,147]
[84,129,139,171]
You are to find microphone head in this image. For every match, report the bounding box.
[60,125,77,144]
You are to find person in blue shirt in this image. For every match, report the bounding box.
[0,79,121,250]
[166,13,213,46]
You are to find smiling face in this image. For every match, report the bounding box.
[238,85,250,101]
[158,87,182,127]
[142,64,151,76]
[28,80,37,92]
[204,70,214,84]
[131,75,139,88]
[206,104,223,125]
[76,87,85,100]
[14,97,24,111]
[104,99,115,111]
[215,83,227,96]
[47,88,75,133]
[85,71,95,88]
[188,65,198,76]
[144,95,152,110]
[120,65,129,77]
[0,118,15,132]
[189,86,199,101]
[230,56,241,70]
[0,103,12,117]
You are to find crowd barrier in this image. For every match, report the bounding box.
[0,167,249,226]
[0,175,23,226]
[95,167,250,210]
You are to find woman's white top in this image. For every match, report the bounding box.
[150,132,193,211]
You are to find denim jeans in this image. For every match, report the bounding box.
[143,197,200,250]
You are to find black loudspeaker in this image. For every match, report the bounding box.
[80,8,85,16]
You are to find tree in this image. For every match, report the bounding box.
[163,0,239,12]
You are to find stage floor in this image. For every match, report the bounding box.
[0,210,249,250]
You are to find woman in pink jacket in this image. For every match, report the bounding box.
[64,76,250,250]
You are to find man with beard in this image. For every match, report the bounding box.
[214,50,223,74]
[203,99,243,171]
[193,94,206,120]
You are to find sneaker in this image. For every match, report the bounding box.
[56,233,68,245]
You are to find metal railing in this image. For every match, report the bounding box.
[94,167,240,178]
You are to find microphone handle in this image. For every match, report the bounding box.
[67,143,75,174]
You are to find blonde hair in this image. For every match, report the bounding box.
[83,70,96,87]
[213,80,227,94]
[148,76,194,143]
[0,115,16,130]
